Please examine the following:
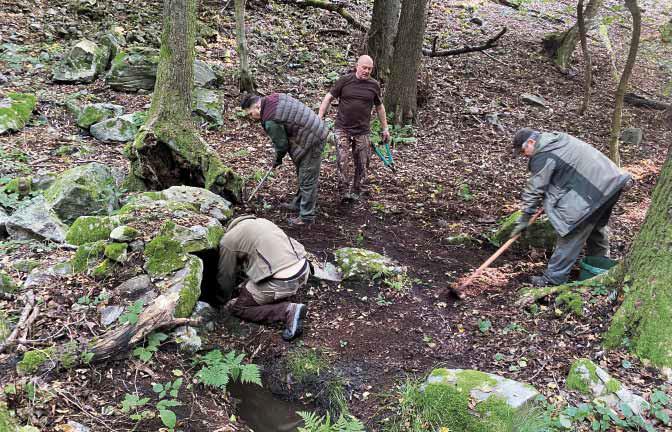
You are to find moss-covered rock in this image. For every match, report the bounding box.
[334,247,405,281]
[105,47,160,91]
[160,186,233,221]
[109,225,140,242]
[0,92,37,134]
[75,102,124,129]
[52,39,110,83]
[555,291,584,316]
[91,258,113,279]
[11,259,40,274]
[158,219,224,253]
[144,235,188,276]
[192,87,223,129]
[16,347,55,375]
[0,270,18,293]
[0,310,11,341]
[0,402,17,432]
[90,111,147,143]
[488,210,556,251]
[566,358,598,395]
[104,242,128,262]
[5,196,68,243]
[157,255,203,318]
[44,163,120,224]
[71,240,107,273]
[66,215,126,245]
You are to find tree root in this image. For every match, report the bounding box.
[0,290,37,353]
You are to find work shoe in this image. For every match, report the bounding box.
[529,275,554,287]
[288,216,314,226]
[282,303,307,341]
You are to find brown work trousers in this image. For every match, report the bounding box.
[335,129,371,195]
[231,264,310,324]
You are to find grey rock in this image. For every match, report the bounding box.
[0,73,8,84]
[192,87,223,128]
[116,274,152,296]
[43,162,120,225]
[90,112,146,143]
[129,239,144,252]
[6,196,68,243]
[76,103,124,129]
[100,305,124,326]
[485,113,505,132]
[172,325,202,353]
[424,368,539,410]
[191,301,216,332]
[31,172,57,191]
[106,47,159,92]
[621,128,643,146]
[97,32,123,66]
[52,39,110,83]
[194,60,217,88]
[520,93,548,108]
[0,207,8,238]
[470,16,484,26]
[161,218,223,253]
[334,247,406,280]
[65,421,90,432]
[161,186,233,221]
[109,225,139,242]
[310,261,343,282]
[24,262,73,289]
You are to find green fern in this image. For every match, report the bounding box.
[297,411,365,432]
[193,349,261,390]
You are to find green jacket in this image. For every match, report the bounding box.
[216,216,306,298]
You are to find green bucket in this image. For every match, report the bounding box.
[578,256,617,281]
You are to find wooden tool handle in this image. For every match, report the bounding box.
[457,208,543,290]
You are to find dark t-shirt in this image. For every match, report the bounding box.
[330,73,382,136]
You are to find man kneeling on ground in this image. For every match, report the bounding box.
[216,215,309,341]
[511,128,631,287]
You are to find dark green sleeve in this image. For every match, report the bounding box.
[263,120,289,164]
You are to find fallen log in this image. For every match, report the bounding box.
[423,27,507,57]
[624,92,671,110]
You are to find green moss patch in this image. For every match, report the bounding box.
[174,256,203,318]
[555,291,584,316]
[71,241,106,273]
[144,235,188,276]
[17,347,55,375]
[0,92,37,134]
[104,242,128,262]
[334,247,404,281]
[66,215,121,245]
[0,402,18,432]
[566,358,598,394]
[0,270,19,293]
[489,210,556,250]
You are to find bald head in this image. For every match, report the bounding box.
[355,55,374,80]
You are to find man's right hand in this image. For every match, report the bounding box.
[511,213,532,237]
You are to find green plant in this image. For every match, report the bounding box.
[375,293,392,306]
[133,332,169,362]
[120,393,152,421]
[152,379,182,431]
[458,184,474,201]
[193,349,261,390]
[370,117,416,146]
[118,299,145,325]
[297,411,365,431]
[477,319,492,333]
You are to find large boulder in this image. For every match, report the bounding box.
[193,60,217,87]
[419,368,539,430]
[43,163,120,225]
[159,186,233,221]
[89,112,146,142]
[566,358,649,416]
[75,103,124,129]
[0,93,36,134]
[106,47,159,91]
[489,210,556,251]
[5,196,68,243]
[192,87,223,129]
[52,39,110,83]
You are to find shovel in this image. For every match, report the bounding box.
[449,208,544,299]
[246,166,274,203]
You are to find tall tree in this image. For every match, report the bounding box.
[384,0,429,125]
[578,0,592,115]
[124,0,242,201]
[235,0,255,92]
[608,0,641,166]
[542,0,603,70]
[366,0,400,82]
[604,135,672,367]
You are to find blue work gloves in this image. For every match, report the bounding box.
[511,212,532,237]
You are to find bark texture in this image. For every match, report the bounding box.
[366,0,400,81]
[124,0,243,202]
[608,0,641,166]
[542,0,603,70]
[605,145,672,367]
[235,0,255,92]
[384,0,429,125]
[578,0,592,115]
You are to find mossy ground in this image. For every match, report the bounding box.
[66,216,119,245]
[71,241,106,273]
[16,347,55,375]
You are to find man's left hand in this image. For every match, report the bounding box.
[382,129,391,143]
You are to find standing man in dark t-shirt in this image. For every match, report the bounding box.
[318,55,390,201]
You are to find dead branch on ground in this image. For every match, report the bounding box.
[423,27,507,57]
[624,92,671,110]
[0,290,37,353]
[284,0,367,33]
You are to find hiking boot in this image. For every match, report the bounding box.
[529,275,555,287]
[340,192,359,203]
[288,216,314,226]
[222,297,238,313]
[282,303,307,341]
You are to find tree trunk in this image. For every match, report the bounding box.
[578,0,592,115]
[604,144,672,367]
[542,0,603,70]
[366,0,400,82]
[384,0,429,125]
[235,0,255,93]
[608,0,641,166]
[124,0,243,202]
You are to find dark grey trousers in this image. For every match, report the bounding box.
[289,143,323,221]
[544,191,621,284]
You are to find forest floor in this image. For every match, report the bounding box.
[1,0,672,430]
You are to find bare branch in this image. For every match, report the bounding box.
[423,27,507,57]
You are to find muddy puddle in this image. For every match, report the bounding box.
[228,381,309,432]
